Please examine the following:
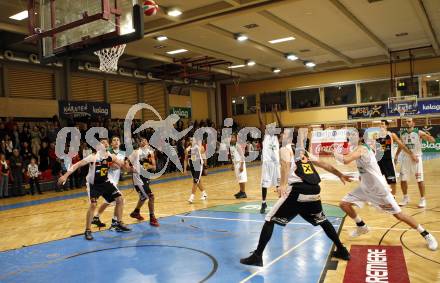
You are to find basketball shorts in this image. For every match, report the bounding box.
[134,176,152,201]
[342,186,401,214]
[265,183,326,226]
[400,155,424,182]
[378,159,396,184]
[87,181,121,204]
[189,160,203,184]
[234,162,247,183]
[261,161,280,188]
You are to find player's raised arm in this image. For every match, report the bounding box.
[391,132,418,162]
[335,145,365,165]
[58,156,92,185]
[273,104,283,129]
[419,130,435,143]
[312,159,352,185]
[278,147,292,197]
[256,105,265,134]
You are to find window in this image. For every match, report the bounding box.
[421,74,440,97]
[324,84,356,106]
[396,77,419,97]
[360,80,391,103]
[260,91,287,112]
[290,88,320,109]
[232,95,256,115]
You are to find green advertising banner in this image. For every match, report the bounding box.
[422,139,440,153]
[170,107,191,118]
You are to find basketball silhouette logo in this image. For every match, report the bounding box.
[143,0,159,16]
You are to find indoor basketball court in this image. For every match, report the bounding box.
[1,1,440,283]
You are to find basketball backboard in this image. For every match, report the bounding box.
[26,0,144,63]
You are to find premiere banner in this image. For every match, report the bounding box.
[343,245,410,283]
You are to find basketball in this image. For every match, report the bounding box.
[143,0,159,16]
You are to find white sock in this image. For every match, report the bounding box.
[420,197,425,200]
[262,200,266,204]
[403,194,408,198]
[416,224,425,233]
[189,194,194,199]
[112,216,118,221]
[202,191,207,196]
[354,216,362,223]
[95,214,100,218]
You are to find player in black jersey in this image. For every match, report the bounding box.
[58,139,131,240]
[377,120,417,195]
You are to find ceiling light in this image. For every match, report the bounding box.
[304,61,316,68]
[156,35,168,41]
[268,36,295,44]
[286,53,298,61]
[232,99,236,104]
[228,64,246,69]
[241,96,245,99]
[166,49,188,55]
[426,75,432,78]
[167,8,182,17]
[436,80,439,82]
[272,68,281,73]
[235,34,248,42]
[246,60,256,66]
[9,10,28,21]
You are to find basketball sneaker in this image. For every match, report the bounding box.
[84,229,93,241]
[240,251,263,267]
[130,211,145,221]
[332,246,351,261]
[399,196,410,206]
[235,192,247,199]
[424,233,438,251]
[110,220,131,232]
[150,216,160,227]
[91,216,106,228]
[201,191,208,200]
[260,202,267,214]
[418,198,426,208]
[188,194,194,204]
[350,225,370,237]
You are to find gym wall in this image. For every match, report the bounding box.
[226,57,440,127]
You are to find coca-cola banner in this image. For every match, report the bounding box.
[311,129,349,156]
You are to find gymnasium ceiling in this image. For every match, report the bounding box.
[1,0,440,82]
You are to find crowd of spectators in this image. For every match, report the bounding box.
[0,116,261,199]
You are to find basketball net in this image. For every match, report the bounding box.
[397,107,407,117]
[233,77,241,95]
[94,44,126,72]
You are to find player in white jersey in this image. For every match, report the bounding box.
[58,139,131,240]
[92,137,127,228]
[230,133,247,199]
[184,137,207,203]
[240,132,352,266]
[257,105,281,213]
[395,118,435,208]
[337,130,437,251]
[128,136,159,227]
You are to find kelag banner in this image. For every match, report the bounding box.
[418,99,440,115]
[421,125,440,152]
[58,101,111,120]
[170,107,191,118]
[347,104,387,119]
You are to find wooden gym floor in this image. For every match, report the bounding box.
[0,155,439,282]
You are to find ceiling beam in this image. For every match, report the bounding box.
[410,0,440,55]
[144,0,301,37]
[166,36,273,73]
[0,22,28,34]
[223,0,242,7]
[259,10,354,65]
[124,42,248,77]
[328,0,389,57]
[203,23,287,59]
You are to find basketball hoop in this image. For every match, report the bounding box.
[232,77,241,94]
[94,44,126,72]
[397,107,407,117]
